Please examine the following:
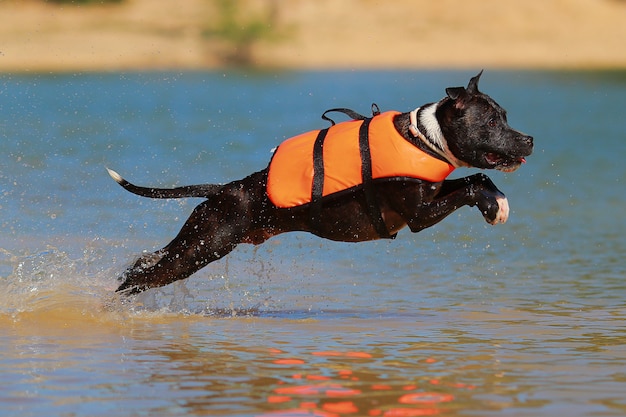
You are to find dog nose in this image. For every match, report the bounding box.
[522,135,533,147]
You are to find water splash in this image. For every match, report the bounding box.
[0,239,285,321]
[0,242,125,319]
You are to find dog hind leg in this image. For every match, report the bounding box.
[116,196,250,295]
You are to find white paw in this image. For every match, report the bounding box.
[492,195,509,224]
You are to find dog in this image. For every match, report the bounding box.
[108,71,533,295]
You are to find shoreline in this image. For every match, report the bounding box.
[4,68,626,76]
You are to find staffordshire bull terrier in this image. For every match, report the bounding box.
[108,71,533,295]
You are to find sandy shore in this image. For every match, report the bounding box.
[1,0,625,72]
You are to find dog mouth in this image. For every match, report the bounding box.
[485,152,527,172]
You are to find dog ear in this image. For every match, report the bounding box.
[446,70,484,109]
[445,86,469,109]
[466,70,484,95]
[445,86,466,100]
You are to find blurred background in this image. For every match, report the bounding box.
[1,0,625,72]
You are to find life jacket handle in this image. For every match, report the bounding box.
[321,103,381,126]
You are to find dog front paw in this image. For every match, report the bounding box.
[492,194,509,224]
[476,189,509,225]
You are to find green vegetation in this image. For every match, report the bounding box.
[204,0,291,66]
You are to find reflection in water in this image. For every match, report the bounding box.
[120,321,485,416]
[6,295,623,416]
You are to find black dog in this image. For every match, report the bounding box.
[108,72,533,295]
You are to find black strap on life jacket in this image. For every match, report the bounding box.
[357,118,393,239]
[310,104,395,239]
[310,127,329,232]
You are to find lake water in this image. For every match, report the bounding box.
[1,70,625,416]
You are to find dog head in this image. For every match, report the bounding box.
[437,71,533,172]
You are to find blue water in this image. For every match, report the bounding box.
[1,70,625,416]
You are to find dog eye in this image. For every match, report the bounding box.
[487,118,497,127]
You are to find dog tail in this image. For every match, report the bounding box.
[106,168,222,199]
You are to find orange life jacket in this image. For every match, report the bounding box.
[267,110,455,209]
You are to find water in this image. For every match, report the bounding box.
[1,70,625,416]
